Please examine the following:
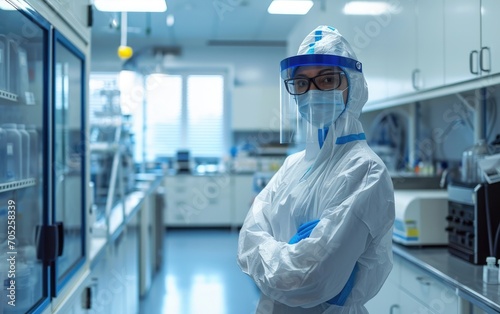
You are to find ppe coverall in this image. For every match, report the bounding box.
[237,26,395,314]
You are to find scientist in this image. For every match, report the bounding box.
[237,26,395,313]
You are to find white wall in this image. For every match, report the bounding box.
[90,41,286,88]
[90,40,287,132]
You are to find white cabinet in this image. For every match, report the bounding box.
[444,0,500,85]
[165,175,232,226]
[346,15,388,103]
[414,0,445,90]
[232,174,255,226]
[480,0,500,75]
[366,254,459,313]
[444,0,481,85]
[383,0,417,98]
[356,0,416,105]
[399,258,458,313]
[232,85,280,131]
[365,255,401,313]
[89,226,139,314]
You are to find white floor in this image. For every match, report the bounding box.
[139,229,261,314]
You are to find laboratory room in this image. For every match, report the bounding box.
[3,0,500,313]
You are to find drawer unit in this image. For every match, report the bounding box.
[400,261,458,313]
[165,175,231,226]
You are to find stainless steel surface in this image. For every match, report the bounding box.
[393,243,500,312]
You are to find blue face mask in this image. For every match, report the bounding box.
[297,89,346,128]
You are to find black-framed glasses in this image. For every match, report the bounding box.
[284,72,346,95]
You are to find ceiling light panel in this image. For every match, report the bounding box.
[343,1,392,15]
[267,0,314,15]
[94,0,167,12]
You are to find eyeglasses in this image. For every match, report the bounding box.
[284,72,346,95]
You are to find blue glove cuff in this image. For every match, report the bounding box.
[327,264,359,306]
[289,219,321,244]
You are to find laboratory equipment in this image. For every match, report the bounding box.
[461,139,490,183]
[176,150,191,173]
[393,190,449,246]
[446,182,500,265]
[89,82,136,226]
[369,110,408,173]
[477,153,500,184]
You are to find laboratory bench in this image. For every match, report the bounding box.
[367,242,500,313]
[83,172,167,314]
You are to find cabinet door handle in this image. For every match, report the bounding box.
[416,276,431,286]
[412,69,421,90]
[390,304,400,314]
[480,46,491,73]
[469,50,479,75]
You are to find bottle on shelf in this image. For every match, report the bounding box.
[17,124,30,180]
[0,34,7,92]
[2,123,21,182]
[26,125,38,178]
[0,127,5,184]
[483,257,499,284]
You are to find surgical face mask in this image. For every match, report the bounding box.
[296,89,346,128]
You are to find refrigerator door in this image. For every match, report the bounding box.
[0,0,51,312]
[52,30,86,293]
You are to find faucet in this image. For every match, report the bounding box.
[440,169,449,189]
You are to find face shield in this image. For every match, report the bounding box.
[280,54,362,144]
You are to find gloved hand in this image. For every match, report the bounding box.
[288,219,358,306]
[288,219,320,244]
[326,264,358,306]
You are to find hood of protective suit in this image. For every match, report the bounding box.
[296,26,368,118]
[297,25,368,162]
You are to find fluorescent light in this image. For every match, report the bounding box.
[268,0,313,15]
[94,0,167,12]
[166,14,174,27]
[343,1,392,15]
[0,2,16,10]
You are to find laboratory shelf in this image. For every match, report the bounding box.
[0,89,18,102]
[89,173,165,269]
[0,178,36,193]
[89,142,120,153]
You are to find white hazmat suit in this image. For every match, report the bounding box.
[237,26,395,314]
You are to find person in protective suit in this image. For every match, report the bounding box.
[237,25,395,314]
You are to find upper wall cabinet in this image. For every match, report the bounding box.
[382,0,417,98]
[232,85,280,131]
[480,0,500,75]
[444,0,500,85]
[43,0,89,33]
[414,0,445,91]
[352,0,417,104]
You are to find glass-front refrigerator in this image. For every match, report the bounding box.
[52,30,86,295]
[0,0,51,312]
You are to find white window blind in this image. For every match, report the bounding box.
[143,73,226,161]
[187,75,224,157]
[145,74,182,160]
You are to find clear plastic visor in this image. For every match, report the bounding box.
[279,55,361,144]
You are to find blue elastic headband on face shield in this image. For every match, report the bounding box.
[280,54,362,79]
